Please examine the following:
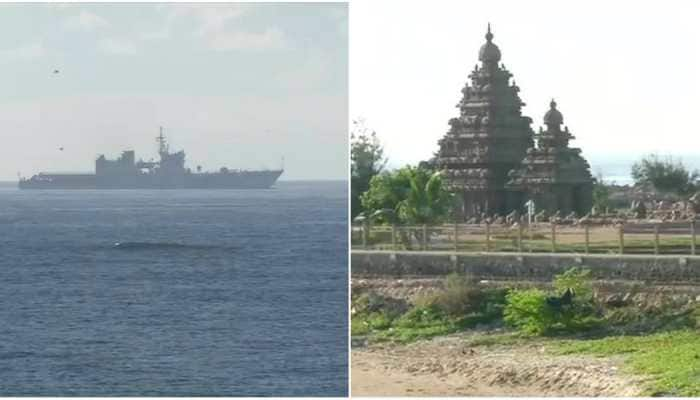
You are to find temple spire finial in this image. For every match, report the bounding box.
[544,98,563,128]
[485,23,493,42]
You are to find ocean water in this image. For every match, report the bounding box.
[0,181,348,396]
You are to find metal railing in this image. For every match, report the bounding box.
[351,220,699,255]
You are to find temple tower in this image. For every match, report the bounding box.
[434,24,534,219]
[507,100,593,215]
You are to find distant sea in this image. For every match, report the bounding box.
[0,181,348,396]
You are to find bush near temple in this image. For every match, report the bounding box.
[504,268,601,335]
[360,165,453,225]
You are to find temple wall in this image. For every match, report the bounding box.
[573,183,593,215]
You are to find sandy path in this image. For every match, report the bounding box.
[351,334,645,397]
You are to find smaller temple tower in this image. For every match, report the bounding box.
[507,100,593,216]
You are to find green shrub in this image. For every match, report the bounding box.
[395,304,448,328]
[480,287,509,316]
[419,273,508,319]
[553,267,593,300]
[351,310,397,335]
[503,288,555,335]
[504,267,601,335]
[429,273,482,316]
[691,304,700,329]
[367,311,393,330]
[351,292,410,336]
[373,304,462,343]
[351,315,370,336]
[604,303,700,335]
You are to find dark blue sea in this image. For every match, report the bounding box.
[0,181,348,396]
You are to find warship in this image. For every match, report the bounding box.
[18,128,283,189]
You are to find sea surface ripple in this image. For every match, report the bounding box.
[0,181,348,396]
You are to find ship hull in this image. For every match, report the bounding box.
[18,170,284,190]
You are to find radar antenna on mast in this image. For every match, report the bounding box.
[156,126,169,155]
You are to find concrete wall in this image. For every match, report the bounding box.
[352,250,700,283]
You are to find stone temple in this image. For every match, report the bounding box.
[507,100,593,216]
[433,24,592,219]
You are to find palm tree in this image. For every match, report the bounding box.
[396,168,453,246]
[398,169,452,225]
[360,165,453,249]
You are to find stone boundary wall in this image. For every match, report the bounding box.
[352,250,700,283]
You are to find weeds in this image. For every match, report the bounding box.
[352,274,505,343]
[554,329,700,396]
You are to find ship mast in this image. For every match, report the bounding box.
[156,126,169,156]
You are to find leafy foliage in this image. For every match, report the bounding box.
[351,119,387,219]
[603,303,699,335]
[503,288,555,335]
[631,154,699,195]
[504,267,600,335]
[351,292,409,336]
[394,304,449,329]
[376,304,459,343]
[591,172,611,213]
[423,273,506,318]
[553,267,593,300]
[360,165,453,225]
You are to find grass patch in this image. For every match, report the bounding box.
[351,292,410,337]
[351,312,394,336]
[373,305,500,344]
[553,330,700,396]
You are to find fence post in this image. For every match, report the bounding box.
[392,224,397,251]
[454,223,459,252]
[584,224,590,254]
[551,223,557,253]
[422,224,428,251]
[653,224,659,255]
[362,222,368,249]
[517,223,523,252]
[486,222,491,252]
[692,220,696,256]
[618,224,624,255]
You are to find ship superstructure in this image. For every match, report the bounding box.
[19,128,283,189]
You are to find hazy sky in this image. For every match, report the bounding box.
[350,0,700,181]
[0,3,347,181]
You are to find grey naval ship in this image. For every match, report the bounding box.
[19,128,283,189]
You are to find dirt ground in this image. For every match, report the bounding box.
[351,333,646,397]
